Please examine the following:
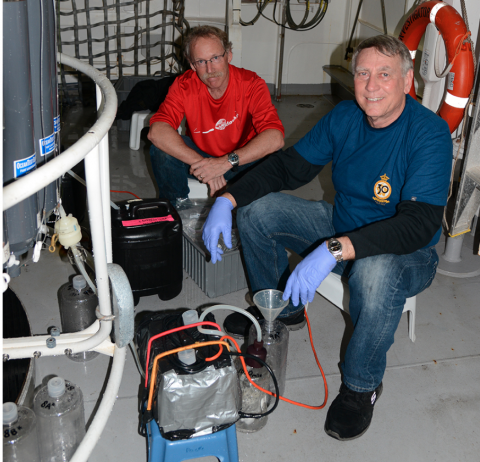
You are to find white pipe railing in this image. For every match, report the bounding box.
[3,321,115,359]
[3,53,117,212]
[2,52,117,358]
[2,53,126,462]
[71,346,127,462]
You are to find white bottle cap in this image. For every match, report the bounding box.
[178,349,196,365]
[48,377,66,398]
[182,310,198,326]
[3,402,18,425]
[72,275,87,291]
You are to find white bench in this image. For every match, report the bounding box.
[316,272,416,342]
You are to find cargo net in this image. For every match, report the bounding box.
[57,0,189,104]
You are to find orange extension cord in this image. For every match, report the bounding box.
[220,309,328,410]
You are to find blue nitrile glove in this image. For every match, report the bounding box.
[283,241,337,306]
[202,197,234,264]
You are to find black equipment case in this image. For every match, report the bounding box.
[111,199,183,305]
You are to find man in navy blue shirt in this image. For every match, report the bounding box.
[202,35,452,440]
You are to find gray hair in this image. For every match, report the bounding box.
[352,35,413,76]
[183,26,233,63]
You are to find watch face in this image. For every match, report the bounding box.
[228,153,239,166]
[329,240,342,253]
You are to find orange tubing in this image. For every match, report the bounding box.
[144,321,222,388]
[110,190,141,199]
[146,311,329,413]
[223,309,329,410]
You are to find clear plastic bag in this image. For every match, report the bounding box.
[177,199,240,253]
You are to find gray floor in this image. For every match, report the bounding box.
[8,94,480,462]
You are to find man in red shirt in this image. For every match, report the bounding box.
[148,26,285,204]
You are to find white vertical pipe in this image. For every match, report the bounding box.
[70,346,127,462]
[84,145,112,317]
[96,84,113,263]
[227,0,242,67]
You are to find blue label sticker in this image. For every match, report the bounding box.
[14,153,36,178]
[54,115,60,133]
[39,133,55,156]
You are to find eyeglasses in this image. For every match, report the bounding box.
[192,50,227,68]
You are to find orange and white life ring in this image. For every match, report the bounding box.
[399,0,474,133]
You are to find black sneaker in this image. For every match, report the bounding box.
[223,306,263,338]
[324,382,383,441]
[223,306,306,338]
[278,308,306,331]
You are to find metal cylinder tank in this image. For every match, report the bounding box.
[27,0,59,216]
[3,0,39,269]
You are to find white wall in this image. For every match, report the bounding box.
[240,1,351,86]
[183,0,479,88]
[184,0,352,87]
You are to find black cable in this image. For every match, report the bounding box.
[240,0,271,26]
[228,352,280,419]
[345,0,364,60]
[272,0,328,32]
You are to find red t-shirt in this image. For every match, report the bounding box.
[149,65,284,157]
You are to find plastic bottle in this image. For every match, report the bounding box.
[3,402,40,462]
[236,340,271,433]
[248,318,289,396]
[58,274,99,361]
[34,377,86,462]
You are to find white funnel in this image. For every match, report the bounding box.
[253,289,289,323]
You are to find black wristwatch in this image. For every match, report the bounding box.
[227,152,239,172]
[327,238,343,262]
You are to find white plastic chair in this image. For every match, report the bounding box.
[129,110,152,150]
[316,272,416,342]
[129,113,209,198]
[187,178,209,199]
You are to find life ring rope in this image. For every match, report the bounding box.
[436,31,471,79]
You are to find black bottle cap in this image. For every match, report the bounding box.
[245,339,267,368]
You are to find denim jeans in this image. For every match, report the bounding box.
[237,192,439,392]
[150,136,256,202]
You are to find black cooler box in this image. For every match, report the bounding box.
[111,199,183,305]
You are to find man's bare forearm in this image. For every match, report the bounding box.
[190,128,285,183]
[234,129,284,165]
[147,121,203,165]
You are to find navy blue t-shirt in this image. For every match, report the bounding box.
[294,95,452,248]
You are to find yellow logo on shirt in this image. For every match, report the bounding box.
[373,174,391,204]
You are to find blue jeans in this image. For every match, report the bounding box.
[237,192,439,392]
[150,136,257,202]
